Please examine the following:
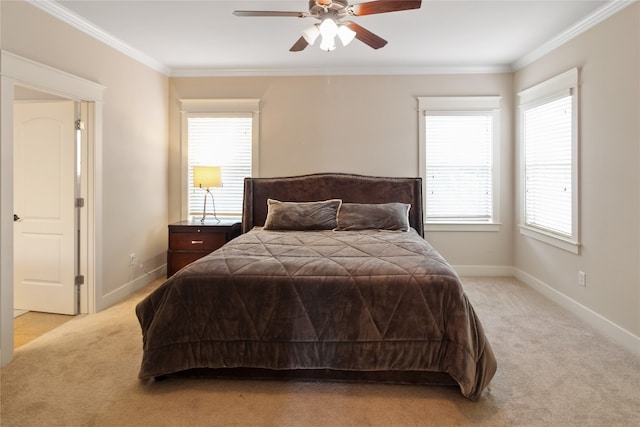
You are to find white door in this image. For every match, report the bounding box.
[14,101,78,315]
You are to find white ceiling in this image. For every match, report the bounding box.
[35,0,632,76]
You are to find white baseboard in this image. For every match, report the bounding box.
[453,265,640,357]
[97,264,166,311]
[513,268,640,357]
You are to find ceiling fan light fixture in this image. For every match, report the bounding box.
[235,0,422,52]
[319,34,337,51]
[319,17,339,39]
[318,17,340,51]
[337,24,356,46]
[302,24,320,44]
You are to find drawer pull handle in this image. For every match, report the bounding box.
[191,240,204,245]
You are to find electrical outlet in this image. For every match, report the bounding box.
[578,271,586,287]
[129,253,136,266]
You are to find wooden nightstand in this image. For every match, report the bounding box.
[167,219,242,277]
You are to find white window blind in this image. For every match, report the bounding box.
[424,113,494,223]
[523,94,573,236]
[187,115,252,218]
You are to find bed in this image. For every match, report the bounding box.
[136,173,496,400]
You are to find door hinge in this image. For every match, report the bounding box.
[75,275,85,286]
[75,197,85,208]
[75,119,85,130]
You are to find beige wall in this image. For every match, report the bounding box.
[1,1,169,308]
[514,3,640,336]
[169,74,514,267]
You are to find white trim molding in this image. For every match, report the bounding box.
[179,99,261,220]
[28,0,633,77]
[179,98,260,113]
[519,225,580,255]
[1,51,106,101]
[0,51,105,366]
[99,265,166,310]
[170,65,513,78]
[455,266,640,357]
[418,96,502,230]
[512,0,637,70]
[518,68,580,254]
[26,0,170,76]
[418,96,502,111]
[514,268,640,357]
[517,68,579,106]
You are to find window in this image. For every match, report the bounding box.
[518,68,579,253]
[418,96,501,231]
[181,99,260,220]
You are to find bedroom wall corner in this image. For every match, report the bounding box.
[514,268,640,356]
[1,0,171,317]
[424,73,515,269]
[513,3,640,341]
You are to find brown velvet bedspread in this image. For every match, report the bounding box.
[136,228,496,400]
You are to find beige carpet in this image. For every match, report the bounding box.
[1,277,638,426]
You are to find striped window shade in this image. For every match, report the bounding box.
[523,94,573,236]
[425,113,494,223]
[187,115,252,218]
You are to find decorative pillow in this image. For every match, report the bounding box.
[336,202,411,231]
[263,199,342,230]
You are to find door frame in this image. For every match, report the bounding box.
[0,51,105,366]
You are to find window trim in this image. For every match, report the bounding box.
[517,68,580,254]
[180,99,260,220]
[418,96,501,232]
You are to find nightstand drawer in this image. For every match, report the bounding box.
[169,231,227,251]
[167,220,241,277]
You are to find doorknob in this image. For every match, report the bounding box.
[14,214,21,222]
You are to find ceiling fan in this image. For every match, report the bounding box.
[233,0,422,52]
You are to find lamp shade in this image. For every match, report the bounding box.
[319,18,338,39]
[302,24,320,44]
[193,166,222,188]
[319,35,337,51]
[338,25,356,46]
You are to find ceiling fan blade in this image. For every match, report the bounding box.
[345,22,388,49]
[348,0,422,16]
[290,36,309,52]
[233,10,310,18]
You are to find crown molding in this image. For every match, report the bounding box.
[169,64,512,78]
[511,0,636,71]
[27,0,171,76]
[30,0,635,78]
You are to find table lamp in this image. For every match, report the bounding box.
[193,166,222,223]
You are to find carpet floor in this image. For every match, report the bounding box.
[1,276,638,426]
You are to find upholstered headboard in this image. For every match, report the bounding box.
[242,173,424,237]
